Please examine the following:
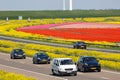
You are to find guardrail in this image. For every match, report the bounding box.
[87,43,120,49]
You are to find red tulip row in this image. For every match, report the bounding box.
[17,28,120,42]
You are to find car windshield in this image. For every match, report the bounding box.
[77,42,85,44]
[14,49,24,54]
[84,57,97,62]
[60,59,74,65]
[37,53,48,58]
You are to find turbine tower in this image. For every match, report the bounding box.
[63,0,66,10]
[63,0,73,11]
[69,0,72,11]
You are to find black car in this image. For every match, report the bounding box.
[77,56,101,72]
[33,52,50,64]
[10,49,26,59]
[73,42,87,49]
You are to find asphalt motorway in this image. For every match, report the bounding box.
[0,52,120,80]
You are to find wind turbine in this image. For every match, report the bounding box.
[63,0,73,11]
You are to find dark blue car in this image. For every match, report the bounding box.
[10,49,26,59]
[73,42,87,49]
[77,56,101,72]
[33,52,50,64]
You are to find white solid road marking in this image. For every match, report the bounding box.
[0,64,67,80]
[101,77,109,80]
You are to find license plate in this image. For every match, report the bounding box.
[18,55,22,57]
[42,60,47,62]
[91,67,96,69]
[66,70,72,73]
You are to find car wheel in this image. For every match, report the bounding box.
[47,61,50,64]
[33,60,35,64]
[52,69,55,75]
[82,67,86,72]
[77,65,80,71]
[23,56,26,59]
[58,71,62,76]
[84,46,87,49]
[12,56,15,59]
[35,60,38,64]
[98,69,101,72]
[11,56,13,59]
[33,59,36,64]
[74,73,77,76]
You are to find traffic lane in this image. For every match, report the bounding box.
[0,52,120,80]
[61,70,120,80]
[0,59,105,80]
[0,52,66,80]
[0,52,50,68]
[0,58,66,80]
[0,64,64,80]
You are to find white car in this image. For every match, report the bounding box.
[51,58,77,76]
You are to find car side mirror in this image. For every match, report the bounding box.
[97,59,100,62]
[74,62,77,65]
[97,60,99,62]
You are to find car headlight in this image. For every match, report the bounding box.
[59,68,63,71]
[37,58,41,60]
[14,53,17,56]
[84,63,88,66]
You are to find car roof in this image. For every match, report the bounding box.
[77,41,85,43]
[36,52,48,55]
[53,58,72,60]
[81,56,96,58]
[14,48,22,50]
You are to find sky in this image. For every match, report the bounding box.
[0,0,120,11]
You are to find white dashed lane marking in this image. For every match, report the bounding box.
[101,77,109,80]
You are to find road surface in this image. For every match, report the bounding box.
[0,52,120,80]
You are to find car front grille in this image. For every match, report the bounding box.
[65,68,73,71]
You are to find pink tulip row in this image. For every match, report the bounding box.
[17,22,80,30]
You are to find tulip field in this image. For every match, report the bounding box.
[0,18,120,49]
[17,22,120,42]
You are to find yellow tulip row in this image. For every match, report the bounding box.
[0,70,35,80]
[83,17,120,22]
[100,60,120,71]
[0,40,120,71]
